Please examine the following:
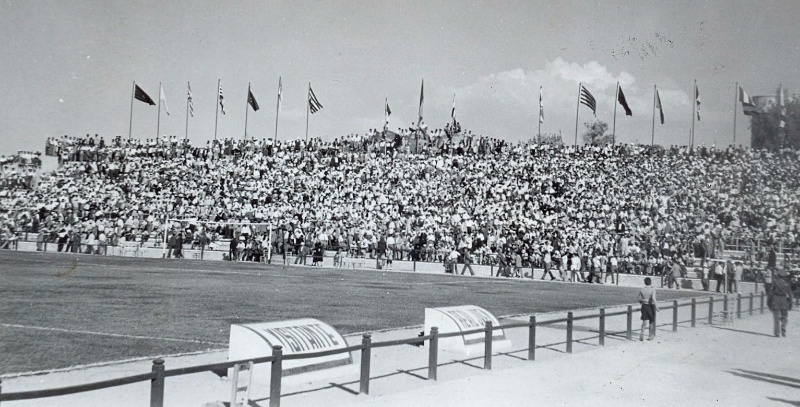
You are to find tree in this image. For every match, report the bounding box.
[750,86,799,150]
[583,120,612,146]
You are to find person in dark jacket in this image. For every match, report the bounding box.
[767,268,794,337]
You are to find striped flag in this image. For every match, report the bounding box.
[248,87,260,111]
[187,82,194,117]
[695,84,701,121]
[218,82,226,115]
[277,77,282,112]
[580,85,596,115]
[134,84,155,105]
[738,86,756,116]
[308,84,323,114]
[779,86,786,128]
[159,84,170,115]
[418,79,424,122]
[655,87,664,124]
[539,86,544,123]
[617,85,632,116]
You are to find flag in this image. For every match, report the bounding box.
[695,84,701,121]
[385,98,391,123]
[779,86,786,128]
[134,84,155,105]
[248,88,260,111]
[277,77,282,112]
[159,84,170,115]
[308,84,323,114]
[617,86,632,116]
[418,79,424,122]
[187,82,194,117]
[451,94,456,121]
[655,88,664,124]
[218,82,226,115]
[580,85,596,115]
[738,86,756,116]
[538,86,544,123]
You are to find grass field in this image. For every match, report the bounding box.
[0,251,702,376]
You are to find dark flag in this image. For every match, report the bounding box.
[308,85,323,114]
[248,89,260,111]
[695,84,701,121]
[580,85,596,115]
[738,86,757,116]
[134,84,155,105]
[618,86,632,116]
[655,88,665,124]
[418,79,424,122]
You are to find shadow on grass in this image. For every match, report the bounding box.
[728,369,800,390]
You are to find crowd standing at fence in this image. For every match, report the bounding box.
[1,130,799,281]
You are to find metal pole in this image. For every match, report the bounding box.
[483,321,492,370]
[305,83,310,141]
[244,83,250,140]
[428,327,439,380]
[156,82,161,141]
[528,315,537,361]
[626,305,633,340]
[214,79,220,141]
[599,308,606,346]
[274,77,281,141]
[733,82,738,144]
[269,346,283,407]
[651,84,656,145]
[150,358,165,407]
[185,82,190,140]
[359,334,371,394]
[691,79,696,147]
[128,81,135,139]
[612,82,618,144]
[574,82,581,146]
[566,311,574,353]
[672,300,678,332]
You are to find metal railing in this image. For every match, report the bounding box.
[0,292,772,407]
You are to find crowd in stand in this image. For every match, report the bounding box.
[3,129,800,285]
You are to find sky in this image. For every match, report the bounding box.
[1,0,800,155]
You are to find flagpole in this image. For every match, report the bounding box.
[733,81,738,145]
[574,82,581,146]
[651,85,656,146]
[274,77,281,141]
[156,82,162,142]
[244,82,250,140]
[537,86,542,143]
[185,82,190,140]
[691,79,696,147]
[612,82,619,145]
[305,82,311,141]
[128,81,135,139]
[214,78,220,141]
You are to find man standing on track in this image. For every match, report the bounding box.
[767,268,794,337]
[638,277,657,341]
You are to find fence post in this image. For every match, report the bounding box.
[428,327,438,381]
[599,308,605,346]
[1,377,3,407]
[566,312,574,354]
[736,294,742,319]
[708,296,714,325]
[760,292,765,314]
[672,300,678,332]
[413,260,416,272]
[723,294,729,321]
[269,346,283,407]
[691,298,696,327]
[749,292,754,316]
[483,321,492,370]
[360,334,372,395]
[626,305,632,340]
[528,316,536,361]
[150,358,165,407]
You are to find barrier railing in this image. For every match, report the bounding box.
[0,293,767,406]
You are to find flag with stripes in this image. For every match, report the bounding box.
[187,82,194,117]
[134,84,155,105]
[539,86,544,123]
[277,77,282,112]
[779,86,786,128]
[580,85,596,115]
[695,84,701,121]
[418,79,424,122]
[218,82,226,115]
[655,87,664,124]
[159,84,170,115]
[248,88,260,111]
[739,86,756,116]
[308,84,323,114]
[617,85,632,116]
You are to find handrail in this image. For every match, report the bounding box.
[0,292,750,405]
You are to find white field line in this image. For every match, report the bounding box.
[1,323,227,346]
